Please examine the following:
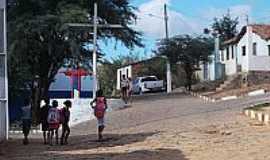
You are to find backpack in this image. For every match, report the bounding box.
[47,108,60,124]
[94,97,106,118]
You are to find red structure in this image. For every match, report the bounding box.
[60,68,92,98]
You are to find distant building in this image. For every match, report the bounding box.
[196,55,225,82]
[220,24,270,85]
[0,1,8,141]
[49,68,93,99]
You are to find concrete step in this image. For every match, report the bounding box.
[216,88,223,91]
[215,74,242,91]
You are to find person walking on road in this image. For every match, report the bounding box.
[60,100,72,145]
[21,98,32,145]
[121,75,129,104]
[127,77,133,104]
[40,99,51,144]
[90,90,108,141]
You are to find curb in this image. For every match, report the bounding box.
[9,129,42,134]
[189,89,268,103]
[188,91,217,103]
[9,125,42,135]
[243,109,270,125]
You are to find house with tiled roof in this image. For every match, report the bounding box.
[219,24,270,85]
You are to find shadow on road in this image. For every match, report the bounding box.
[48,148,188,160]
[0,132,188,160]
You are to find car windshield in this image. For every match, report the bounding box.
[141,77,157,82]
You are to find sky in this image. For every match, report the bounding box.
[101,0,270,60]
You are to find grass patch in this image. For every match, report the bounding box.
[245,102,270,111]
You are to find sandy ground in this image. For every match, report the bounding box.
[1,94,270,160]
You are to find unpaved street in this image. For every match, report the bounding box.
[2,93,270,160]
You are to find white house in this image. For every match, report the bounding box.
[220,24,270,77]
[117,65,132,90]
[0,0,8,142]
[116,57,164,90]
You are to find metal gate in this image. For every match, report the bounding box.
[0,0,8,141]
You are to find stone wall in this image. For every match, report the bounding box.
[247,71,270,86]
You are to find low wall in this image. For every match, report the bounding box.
[248,71,270,86]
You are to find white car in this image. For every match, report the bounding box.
[132,76,164,94]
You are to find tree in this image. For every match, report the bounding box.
[211,12,239,41]
[7,0,142,123]
[156,35,213,91]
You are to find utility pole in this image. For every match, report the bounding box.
[214,33,220,80]
[0,0,9,140]
[245,14,249,25]
[164,3,172,93]
[92,2,98,99]
[68,2,123,99]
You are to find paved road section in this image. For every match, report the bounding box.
[2,93,270,160]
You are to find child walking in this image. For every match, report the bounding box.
[60,100,72,145]
[21,98,31,145]
[47,100,60,145]
[90,90,108,141]
[40,99,50,144]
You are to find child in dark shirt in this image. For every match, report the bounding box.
[40,99,50,144]
[21,98,31,145]
[60,100,72,145]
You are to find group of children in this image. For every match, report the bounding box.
[40,99,72,145]
[22,90,108,145]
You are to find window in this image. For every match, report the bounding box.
[253,43,257,55]
[119,71,122,81]
[226,47,229,60]
[242,46,246,56]
[141,77,158,82]
[126,69,129,78]
[221,50,224,61]
[231,46,234,59]
[268,45,270,56]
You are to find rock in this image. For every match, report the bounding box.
[221,131,232,136]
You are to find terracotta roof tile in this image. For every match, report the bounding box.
[222,24,270,47]
[251,24,270,40]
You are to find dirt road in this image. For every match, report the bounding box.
[1,94,270,160]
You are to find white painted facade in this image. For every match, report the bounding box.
[220,25,270,76]
[0,0,8,142]
[220,44,237,75]
[197,54,225,81]
[116,65,132,90]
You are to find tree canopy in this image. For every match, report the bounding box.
[156,35,213,90]
[211,12,239,41]
[7,0,143,123]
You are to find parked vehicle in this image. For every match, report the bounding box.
[132,76,164,94]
